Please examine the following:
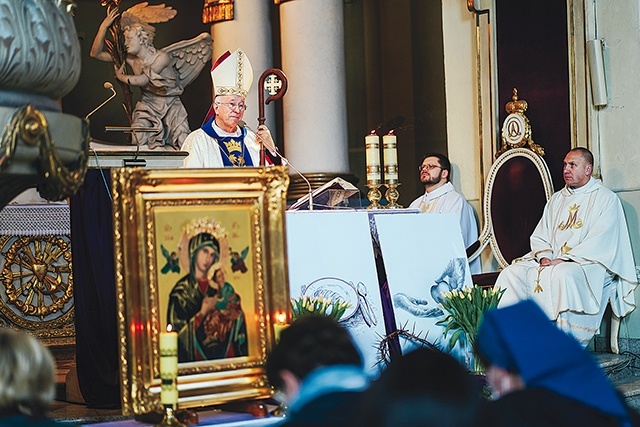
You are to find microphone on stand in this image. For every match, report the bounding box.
[85,82,117,202]
[242,122,314,210]
[283,156,314,211]
[85,82,117,120]
[268,148,313,211]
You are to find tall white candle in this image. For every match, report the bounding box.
[365,131,381,185]
[383,132,398,184]
[160,324,179,407]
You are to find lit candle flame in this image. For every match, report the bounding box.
[166,323,173,333]
[276,312,286,324]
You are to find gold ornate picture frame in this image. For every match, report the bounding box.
[111,167,290,416]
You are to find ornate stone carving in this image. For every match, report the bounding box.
[0,0,81,100]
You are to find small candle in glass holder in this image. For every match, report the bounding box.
[273,312,289,342]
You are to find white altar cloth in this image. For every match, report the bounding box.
[0,203,70,235]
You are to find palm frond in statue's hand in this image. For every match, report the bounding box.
[98,0,134,125]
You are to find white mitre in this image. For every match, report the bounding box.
[211,49,254,98]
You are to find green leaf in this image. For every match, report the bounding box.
[436,315,453,326]
[448,329,463,350]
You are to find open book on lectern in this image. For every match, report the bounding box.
[288,177,360,210]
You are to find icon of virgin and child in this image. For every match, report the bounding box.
[166,218,248,363]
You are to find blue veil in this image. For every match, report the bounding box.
[477,300,631,427]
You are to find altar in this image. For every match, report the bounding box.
[285,208,473,373]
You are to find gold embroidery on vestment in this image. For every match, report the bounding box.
[419,199,436,213]
[558,203,583,230]
[224,138,245,166]
[534,267,543,293]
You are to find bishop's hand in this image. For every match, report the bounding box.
[256,124,277,153]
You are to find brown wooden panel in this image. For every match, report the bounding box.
[496,0,571,190]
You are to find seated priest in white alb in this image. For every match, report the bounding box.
[495,148,637,346]
[182,49,280,167]
[409,153,480,274]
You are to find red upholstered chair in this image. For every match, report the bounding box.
[467,147,554,280]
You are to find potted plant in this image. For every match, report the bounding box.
[290,295,352,321]
[437,285,505,373]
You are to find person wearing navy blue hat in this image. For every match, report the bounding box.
[476,300,640,427]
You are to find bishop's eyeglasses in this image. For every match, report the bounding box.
[215,101,247,111]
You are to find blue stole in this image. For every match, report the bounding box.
[201,117,254,167]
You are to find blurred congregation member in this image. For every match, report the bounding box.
[355,347,482,427]
[265,315,368,427]
[476,300,640,427]
[0,328,63,426]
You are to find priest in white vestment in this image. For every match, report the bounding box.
[495,148,637,345]
[409,153,480,274]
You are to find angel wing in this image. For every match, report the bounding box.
[240,246,249,260]
[122,2,177,26]
[161,243,170,260]
[163,33,213,89]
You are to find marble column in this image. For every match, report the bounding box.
[210,0,277,136]
[278,0,355,198]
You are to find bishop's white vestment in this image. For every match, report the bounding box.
[409,182,481,274]
[181,124,261,168]
[495,177,637,345]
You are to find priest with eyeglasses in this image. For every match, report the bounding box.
[409,153,480,273]
[182,49,279,167]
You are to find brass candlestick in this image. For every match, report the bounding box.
[382,131,402,209]
[366,183,383,209]
[156,406,186,427]
[384,183,402,209]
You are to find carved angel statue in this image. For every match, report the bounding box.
[90,2,212,150]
